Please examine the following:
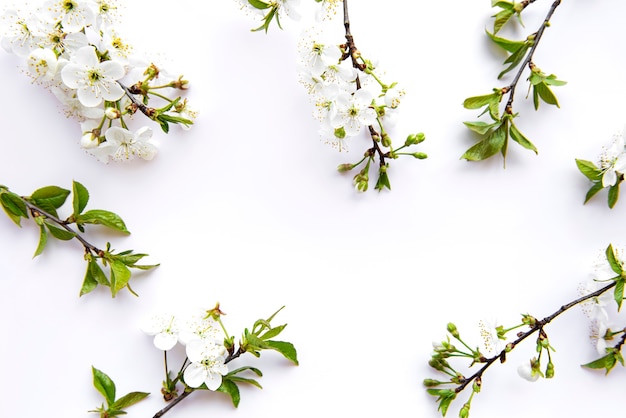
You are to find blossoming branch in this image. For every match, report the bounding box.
[95,304,298,417]
[0,181,157,297]
[237,0,427,191]
[0,0,195,162]
[425,244,626,418]
[462,0,565,163]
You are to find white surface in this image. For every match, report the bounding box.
[0,1,625,417]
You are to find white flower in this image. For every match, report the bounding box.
[0,9,42,56]
[53,0,96,33]
[141,314,180,351]
[27,48,63,83]
[183,339,228,390]
[590,319,612,356]
[478,318,505,356]
[600,132,626,187]
[517,359,541,382]
[384,86,405,110]
[61,45,125,107]
[578,278,613,323]
[300,39,341,78]
[93,126,157,162]
[331,89,377,137]
[178,310,223,345]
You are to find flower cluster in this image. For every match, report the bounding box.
[137,304,297,416]
[425,244,626,417]
[576,127,626,208]
[142,308,228,391]
[0,0,195,162]
[238,0,427,191]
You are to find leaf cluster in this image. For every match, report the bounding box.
[89,366,149,418]
[0,181,158,297]
[575,159,621,208]
[216,306,298,407]
[462,0,566,163]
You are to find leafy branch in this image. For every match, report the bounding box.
[0,181,158,297]
[147,305,298,417]
[462,0,565,163]
[426,243,626,417]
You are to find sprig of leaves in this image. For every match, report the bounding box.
[89,366,149,418]
[462,0,565,163]
[0,181,158,297]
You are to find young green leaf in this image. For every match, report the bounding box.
[92,366,117,406]
[217,378,241,407]
[584,181,604,204]
[605,244,623,275]
[461,122,507,161]
[72,180,90,216]
[1,192,28,225]
[110,391,150,410]
[78,210,130,234]
[463,121,498,135]
[575,159,602,182]
[614,279,624,311]
[30,186,70,210]
[45,222,75,240]
[264,340,299,365]
[80,262,99,296]
[109,259,132,297]
[608,183,620,209]
[509,122,537,154]
[33,224,48,258]
[582,353,617,375]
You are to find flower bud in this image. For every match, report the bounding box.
[80,131,100,149]
[337,163,354,173]
[447,323,460,338]
[412,152,428,159]
[405,132,426,146]
[105,107,121,119]
[459,403,470,418]
[545,361,554,378]
[423,379,441,387]
[381,133,391,148]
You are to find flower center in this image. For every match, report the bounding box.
[88,69,103,83]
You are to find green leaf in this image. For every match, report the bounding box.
[217,379,241,407]
[614,279,624,311]
[584,181,604,204]
[109,259,131,297]
[248,0,270,9]
[260,324,286,340]
[582,353,617,374]
[228,376,263,389]
[509,122,537,154]
[498,42,531,78]
[90,259,111,286]
[80,261,99,296]
[45,222,75,240]
[33,224,48,258]
[111,392,150,410]
[608,183,620,208]
[78,210,129,234]
[463,92,501,110]
[605,244,623,274]
[30,186,70,210]
[485,30,525,53]
[72,181,89,215]
[575,159,602,182]
[493,8,514,34]
[461,122,507,161]
[1,192,28,225]
[265,340,299,365]
[463,121,498,135]
[534,82,560,108]
[92,366,116,406]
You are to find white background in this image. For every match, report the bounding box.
[0,1,625,417]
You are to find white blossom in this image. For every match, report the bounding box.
[183,339,228,390]
[141,314,180,351]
